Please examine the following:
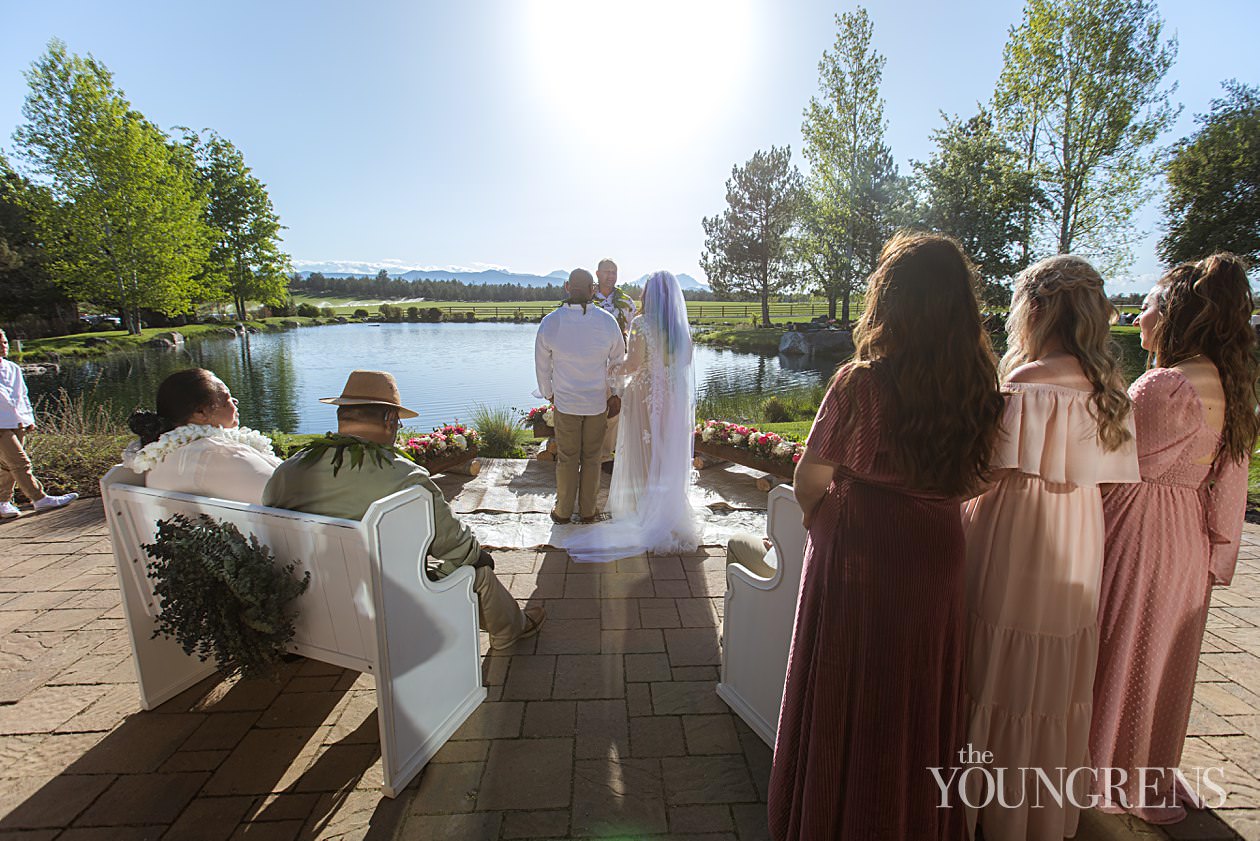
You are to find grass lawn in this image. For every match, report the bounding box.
[692,326,786,353]
[17,317,322,361]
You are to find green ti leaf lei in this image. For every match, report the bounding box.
[297,433,401,477]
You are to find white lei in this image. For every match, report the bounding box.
[123,424,275,473]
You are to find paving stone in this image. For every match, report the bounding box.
[543,598,601,620]
[0,773,115,829]
[325,694,380,745]
[562,575,601,599]
[181,712,262,752]
[553,655,625,699]
[75,771,208,826]
[293,742,380,792]
[625,653,673,683]
[683,715,741,755]
[431,739,491,764]
[403,811,503,840]
[641,603,682,628]
[665,628,721,667]
[509,573,564,600]
[67,712,203,774]
[731,803,772,841]
[601,573,655,599]
[502,655,557,701]
[669,804,735,833]
[409,761,485,814]
[227,819,304,840]
[673,666,721,683]
[652,682,728,716]
[631,716,686,758]
[676,599,720,628]
[522,700,577,739]
[649,557,687,580]
[451,702,523,740]
[202,728,321,796]
[192,676,285,713]
[571,757,667,836]
[477,739,573,810]
[59,828,167,841]
[494,551,538,574]
[248,792,325,822]
[601,600,641,630]
[502,809,570,839]
[651,579,695,599]
[0,732,104,780]
[1190,702,1244,737]
[159,749,231,772]
[627,684,654,717]
[535,618,602,655]
[661,756,757,805]
[602,629,666,654]
[257,691,345,729]
[576,700,629,760]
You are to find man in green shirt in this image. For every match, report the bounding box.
[263,370,543,649]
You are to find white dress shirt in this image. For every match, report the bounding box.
[535,303,627,416]
[0,359,35,429]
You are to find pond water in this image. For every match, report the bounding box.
[26,323,835,433]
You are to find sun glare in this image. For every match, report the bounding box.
[520,0,753,152]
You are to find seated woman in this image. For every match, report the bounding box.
[123,368,281,504]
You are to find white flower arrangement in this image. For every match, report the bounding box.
[544,407,555,427]
[452,434,468,450]
[730,433,746,446]
[772,441,794,458]
[701,426,715,442]
[124,424,275,474]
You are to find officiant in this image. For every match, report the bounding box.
[536,269,626,523]
[593,259,636,470]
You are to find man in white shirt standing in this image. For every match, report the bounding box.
[535,270,626,524]
[592,258,636,472]
[0,329,77,519]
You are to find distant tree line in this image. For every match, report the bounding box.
[290,270,719,302]
[1,40,289,337]
[703,0,1257,326]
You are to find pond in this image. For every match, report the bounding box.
[26,323,835,433]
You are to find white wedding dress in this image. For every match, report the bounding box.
[564,271,700,562]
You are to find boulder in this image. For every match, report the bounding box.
[778,329,854,358]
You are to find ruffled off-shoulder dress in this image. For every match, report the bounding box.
[962,383,1139,841]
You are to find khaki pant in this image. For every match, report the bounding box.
[601,413,619,462]
[472,566,526,646]
[0,428,45,504]
[553,410,608,520]
[726,533,775,579]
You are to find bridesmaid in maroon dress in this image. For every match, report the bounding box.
[768,233,1005,841]
[1092,253,1258,824]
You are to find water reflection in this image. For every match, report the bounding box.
[27,323,833,434]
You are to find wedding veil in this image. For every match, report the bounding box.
[564,270,700,562]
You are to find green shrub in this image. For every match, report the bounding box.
[469,404,525,458]
[296,303,320,318]
[763,396,791,423]
[20,387,130,501]
[352,308,369,319]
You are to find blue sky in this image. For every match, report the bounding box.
[1,0,1255,292]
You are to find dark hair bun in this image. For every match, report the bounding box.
[128,410,164,443]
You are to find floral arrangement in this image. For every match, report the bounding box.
[401,423,482,464]
[523,404,556,427]
[695,419,803,464]
[124,424,275,474]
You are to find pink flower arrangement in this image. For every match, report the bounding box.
[523,404,555,427]
[695,419,804,464]
[401,423,481,464]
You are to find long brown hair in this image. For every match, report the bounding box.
[1001,256,1133,451]
[833,232,1005,497]
[1149,252,1259,462]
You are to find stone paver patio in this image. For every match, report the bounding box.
[1,499,1259,840]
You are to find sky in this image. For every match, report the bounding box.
[1,0,1256,293]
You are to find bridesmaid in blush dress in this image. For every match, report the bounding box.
[962,256,1139,841]
[1091,253,1257,824]
[768,233,1005,841]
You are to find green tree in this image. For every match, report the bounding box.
[915,108,1045,305]
[701,146,803,327]
[185,130,290,320]
[994,0,1178,269]
[800,7,902,321]
[0,154,77,332]
[1160,81,1260,265]
[12,41,211,333]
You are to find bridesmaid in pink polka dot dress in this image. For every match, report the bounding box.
[1091,253,1258,825]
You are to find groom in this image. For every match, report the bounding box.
[535,269,626,524]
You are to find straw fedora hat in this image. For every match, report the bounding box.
[319,370,418,418]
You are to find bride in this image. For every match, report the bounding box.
[565,270,700,562]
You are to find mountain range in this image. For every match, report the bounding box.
[293,263,709,290]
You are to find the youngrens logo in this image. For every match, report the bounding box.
[929,745,1228,810]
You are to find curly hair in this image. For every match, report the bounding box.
[832,231,1005,497]
[1000,255,1132,451]
[1149,252,1258,462]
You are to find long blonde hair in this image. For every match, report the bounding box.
[1001,255,1133,451]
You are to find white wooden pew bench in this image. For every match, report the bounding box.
[717,485,807,747]
[100,466,485,797]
